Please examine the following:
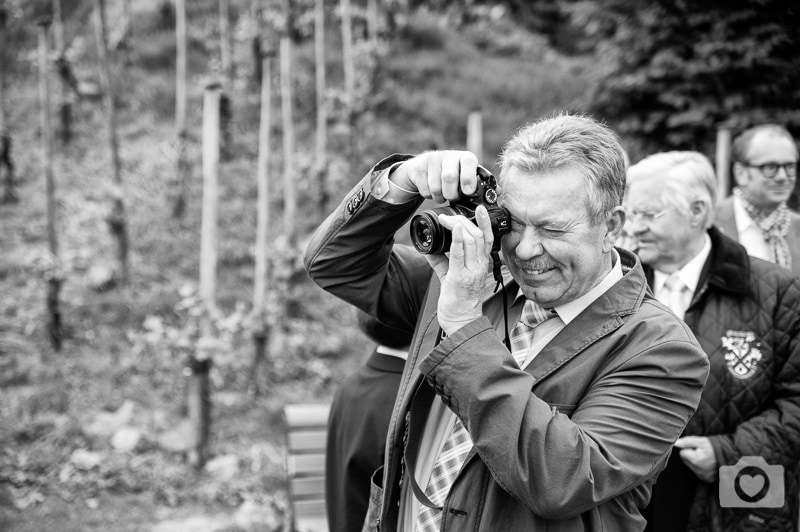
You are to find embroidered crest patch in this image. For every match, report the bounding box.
[720,330,763,380]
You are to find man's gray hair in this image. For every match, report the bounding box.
[498,113,627,223]
[626,151,717,229]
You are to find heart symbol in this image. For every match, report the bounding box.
[738,474,766,497]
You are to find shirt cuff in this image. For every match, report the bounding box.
[371,161,418,205]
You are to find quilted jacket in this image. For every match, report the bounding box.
[646,227,800,532]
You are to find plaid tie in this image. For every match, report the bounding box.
[415,299,554,532]
[510,299,556,367]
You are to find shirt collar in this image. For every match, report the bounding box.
[653,233,711,294]
[514,248,623,325]
[732,194,759,233]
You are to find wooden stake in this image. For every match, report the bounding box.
[467,111,483,163]
[219,0,232,85]
[93,0,129,285]
[340,0,354,110]
[38,21,63,351]
[251,54,273,395]
[191,83,222,468]
[52,0,72,145]
[314,0,327,208]
[280,1,296,239]
[200,85,221,309]
[0,43,17,204]
[172,0,189,218]
[367,0,378,44]
[716,126,732,199]
[254,57,272,315]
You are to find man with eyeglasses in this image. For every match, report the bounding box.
[624,151,800,532]
[715,124,800,277]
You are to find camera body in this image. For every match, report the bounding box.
[410,166,510,255]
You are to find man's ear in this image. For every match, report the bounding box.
[732,162,748,187]
[689,200,708,228]
[604,207,626,251]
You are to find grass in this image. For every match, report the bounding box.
[0,2,591,530]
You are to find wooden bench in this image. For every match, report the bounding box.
[284,403,331,532]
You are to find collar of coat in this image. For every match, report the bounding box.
[642,226,750,297]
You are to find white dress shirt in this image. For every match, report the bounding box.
[732,194,771,262]
[653,233,711,318]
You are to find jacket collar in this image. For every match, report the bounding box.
[641,226,749,297]
[701,226,749,295]
[526,248,649,381]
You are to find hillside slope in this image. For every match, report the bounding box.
[0,2,590,529]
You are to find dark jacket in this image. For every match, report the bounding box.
[304,156,709,531]
[326,349,405,532]
[644,227,800,532]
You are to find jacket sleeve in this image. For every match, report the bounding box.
[303,155,431,333]
[418,314,709,520]
[708,276,800,467]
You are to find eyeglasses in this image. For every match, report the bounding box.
[744,162,797,179]
[625,206,674,225]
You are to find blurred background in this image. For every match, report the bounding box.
[1,0,798,530]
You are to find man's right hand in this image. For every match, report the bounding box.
[391,150,480,203]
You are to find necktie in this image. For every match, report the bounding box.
[510,299,557,367]
[415,299,554,532]
[663,273,690,320]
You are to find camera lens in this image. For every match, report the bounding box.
[410,211,452,255]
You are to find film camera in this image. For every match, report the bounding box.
[409,166,510,255]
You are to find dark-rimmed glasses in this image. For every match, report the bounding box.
[744,162,797,179]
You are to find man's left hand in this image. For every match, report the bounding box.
[427,205,494,335]
[675,436,719,483]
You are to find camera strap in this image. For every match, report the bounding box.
[490,250,512,351]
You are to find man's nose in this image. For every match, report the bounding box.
[775,165,793,180]
[626,215,647,234]
[515,229,544,259]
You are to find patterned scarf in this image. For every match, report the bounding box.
[734,187,792,270]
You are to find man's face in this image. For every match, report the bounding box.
[624,179,699,272]
[499,167,619,308]
[736,132,798,210]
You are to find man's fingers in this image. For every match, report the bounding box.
[460,225,478,267]
[404,151,480,202]
[459,153,478,195]
[441,161,460,200]
[439,215,486,268]
[679,448,697,462]
[475,206,494,254]
[425,154,444,202]
[674,436,702,449]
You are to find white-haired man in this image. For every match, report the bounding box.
[625,151,800,532]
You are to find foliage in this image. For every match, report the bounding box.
[569,0,800,159]
[0,0,594,528]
